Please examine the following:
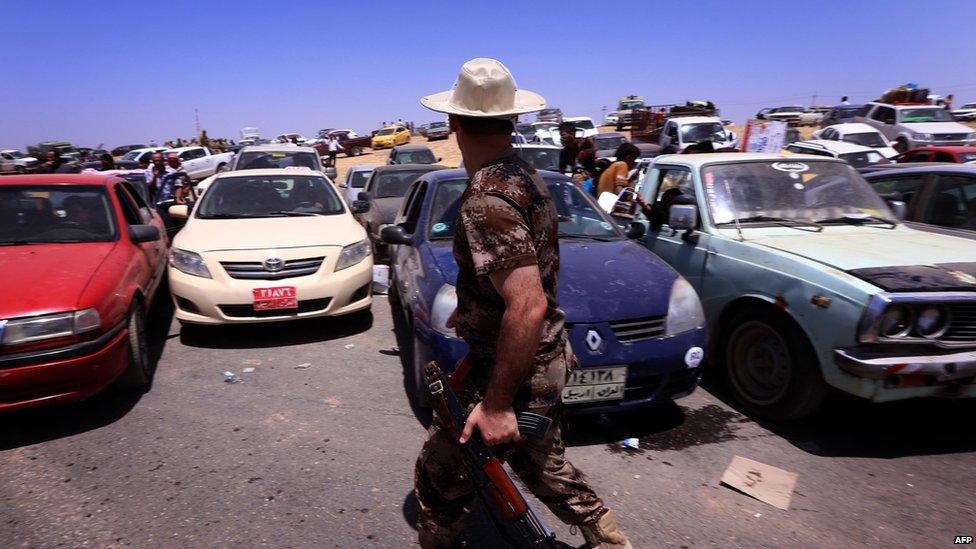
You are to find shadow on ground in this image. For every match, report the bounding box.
[179,310,373,349]
[699,367,976,459]
[388,292,434,430]
[0,295,174,451]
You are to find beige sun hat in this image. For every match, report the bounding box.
[421,58,546,118]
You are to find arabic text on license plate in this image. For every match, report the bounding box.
[561,366,626,403]
[252,286,298,310]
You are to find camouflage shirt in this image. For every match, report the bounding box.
[453,147,566,367]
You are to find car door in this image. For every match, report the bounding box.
[113,183,164,298]
[870,106,897,139]
[390,180,428,312]
[639,165,711,293]
[179,148,207,178]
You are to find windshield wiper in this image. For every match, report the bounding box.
[559,233,615,242]
[724,215,823,231]
[814,214,896,227]
[272,210,320,217]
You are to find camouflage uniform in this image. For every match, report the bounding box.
[415,148,606,546]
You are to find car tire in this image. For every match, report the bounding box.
[721,307,826,421]
[117,300,152,389]
[893,137,909,153]
[348,146,362,157]
[15,166,26,174]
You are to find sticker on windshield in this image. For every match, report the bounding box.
[432,222,448,233]
[684,347,704,369]
[770,162,809,174]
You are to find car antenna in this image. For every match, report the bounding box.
[720,178,744,241]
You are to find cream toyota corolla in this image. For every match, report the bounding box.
[167,168,373,324]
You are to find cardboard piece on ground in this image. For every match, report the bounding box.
[720,455,797,510]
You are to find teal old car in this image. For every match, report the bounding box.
[633,152,976,420]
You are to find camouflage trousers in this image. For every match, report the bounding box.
[414,347,605,547]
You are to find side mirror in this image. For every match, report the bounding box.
[339,182,348,188]
[351,200,370,214]
[626,221,646,239]
[380,224,412,245]
[168,204,189,219]
[357,191,369,201]
[668,204,697,231]
[129,224,161,243]
[888,200,907,220]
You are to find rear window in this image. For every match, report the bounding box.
[237,151,319,170]
[373,170,430,198]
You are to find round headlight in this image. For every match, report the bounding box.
[916,305,948,338]
[881,305,913,337]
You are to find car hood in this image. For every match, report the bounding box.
[429,239,677,321]
[175,215,365,252]
[749,226,976,290]
[900,121,973,133]
[0,242,115,317]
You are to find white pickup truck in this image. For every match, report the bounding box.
[0,149,40,174]
[658,116,737,151]
[170,146,234,180]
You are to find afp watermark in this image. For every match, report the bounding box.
[954,536,973,544]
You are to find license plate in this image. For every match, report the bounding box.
[561,366,627,403]
[252,287,298,310]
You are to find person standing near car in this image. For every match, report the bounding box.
[414,58,632,549]
[597,142,639,196]
[557,121,594,173]
[326,133,343,166]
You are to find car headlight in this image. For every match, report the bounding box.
[916,305,948,338]
[335,239,370,271]
[169,248,212,278]
[0,308,101,346]
[665,277,705,336]
[911,133,933,141]
[880,305,913,338]
[431,284,459,338]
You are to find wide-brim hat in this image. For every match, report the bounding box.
[421,58,546,118]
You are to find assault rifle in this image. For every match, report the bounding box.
[424,359,561,548]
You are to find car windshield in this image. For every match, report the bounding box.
[516,148,560,171]
[0,185,117,244]
[7,151,25,159]
[835,107,860,117]
[681,123,726,143]
[348,170,372,188]
[842,132,887,148]
[703,160,894,226]
[900,108,954,123]
[374,170,429,198]
[572,119,595,130]
[540,109,559,116]
[378,128,395,136]
[428,178,621,240]
[776,106,804,113]
[121,150,142,161]
[515,124,533,133]
[620,101,643,110]
[838,150,886,168]
[196,175,344,218]
[395,150,437,164]
[236,151,319,170]
[594,135,625,150]
[429,122,446,129]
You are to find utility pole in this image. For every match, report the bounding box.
[194,108,201,137]
[811,92,817,107]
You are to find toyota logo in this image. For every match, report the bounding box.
[263,257,285,272]
[585,329,603,352]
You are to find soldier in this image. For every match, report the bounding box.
[414,58,632,549]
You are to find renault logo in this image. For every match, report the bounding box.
[585,329,603,352]
[263,257,285,272]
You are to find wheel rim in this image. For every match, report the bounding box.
[727,321,791,406]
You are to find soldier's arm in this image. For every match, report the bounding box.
[483,264,548,410]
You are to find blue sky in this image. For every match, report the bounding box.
[3,0,975,149]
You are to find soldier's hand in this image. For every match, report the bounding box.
[459,402,520,446]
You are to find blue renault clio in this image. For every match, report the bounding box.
[382,168,707,413]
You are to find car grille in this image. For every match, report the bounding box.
[941,304,976,343]
[934,133,969,141]
[218,297,332,318]
[220,257,324,280]
[609,316,666,343]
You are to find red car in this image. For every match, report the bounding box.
[0,174,168,412]
[894,146,976,164]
